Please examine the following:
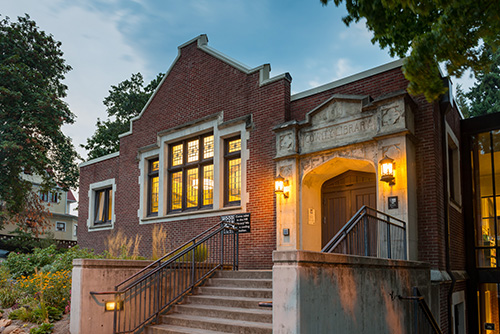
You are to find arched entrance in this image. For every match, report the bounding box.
[321,170,376,248]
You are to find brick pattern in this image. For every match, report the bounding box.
[79,40,290,269]
[79,37,466,280]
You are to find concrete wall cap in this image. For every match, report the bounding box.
[72,258,153,269]
[273,250,430,269]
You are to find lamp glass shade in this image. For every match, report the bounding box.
[275,175,285,194]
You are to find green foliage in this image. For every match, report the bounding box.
[82,72,164,160]
[4,245,60,278]
[30,323,54,334]
[47,246,101,272]
[0,14,79,224]
[321,0,500,101]
[0,287,18,308]
[466,47,500,117]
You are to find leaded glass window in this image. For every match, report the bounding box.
[168,133,214,212]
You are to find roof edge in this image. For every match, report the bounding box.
[291,58,405,101]
[80,151,120,168]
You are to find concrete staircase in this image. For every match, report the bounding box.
[146,270,273,334]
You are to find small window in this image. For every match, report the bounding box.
[50,192,59,203]
[56,222,66,232]
[225,136,241,206]
[447,132,461,204]
[148,159,159,216]
[74,224,77,237]
[94,187,113,225]
[168,134,214,212]
[39,191,49,202]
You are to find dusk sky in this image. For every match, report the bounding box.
[4,0,475,162]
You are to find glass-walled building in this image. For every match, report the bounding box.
[462,112,500,333]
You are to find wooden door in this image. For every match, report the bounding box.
[321,170,376,248]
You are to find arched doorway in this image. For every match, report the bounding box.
[321,170,376,248]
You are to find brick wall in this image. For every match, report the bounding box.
[78,38,290,269]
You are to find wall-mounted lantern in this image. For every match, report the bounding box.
[379,155,396,185]
[275,174,289,198]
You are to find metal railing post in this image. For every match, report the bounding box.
[363,214,369,256]
[220,228,225,267]
[387,216,392,259]
[191,241,195,289]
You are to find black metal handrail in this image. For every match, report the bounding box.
[399,287,443,334]
[322,205,407,260]
[91,221,239,334]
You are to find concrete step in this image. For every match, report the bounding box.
[160,313,272,334]
[206,277,273,289]
[215,270,272,280]
[186,294,269,309]
[173,303,272,323]
[196,286,272,299]
[146,324,229,334]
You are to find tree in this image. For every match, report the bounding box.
[321,0,500,101]
[82,72,164,160]
[6,190,52,237]
[0,15,79,223]
[465,47,500,117]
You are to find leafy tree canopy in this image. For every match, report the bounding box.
[321,0,500,101]
[0,15,79,221]
[82,72,164,160]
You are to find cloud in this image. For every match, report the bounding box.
[3,0,149,160]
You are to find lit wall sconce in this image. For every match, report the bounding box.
[105,300,123,312]
[275,174,289,198]
[379,155,396,185]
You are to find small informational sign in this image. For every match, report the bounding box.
[388,196,398,209]
[485,323,495,330]
[308,208,315,225]
[221,213,251,233]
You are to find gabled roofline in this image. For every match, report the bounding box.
[291,58,405,101]
[118,34,291,139]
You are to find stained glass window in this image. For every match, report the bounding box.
[169,133,214,211]
[225,136,241,205]
[148,159,159,215]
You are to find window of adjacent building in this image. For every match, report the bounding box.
[56,222,66,232]
[224,136,241,206]
[74,224,77,237]
[148,159,159,216]
[472,130,500,268]
[39,191,59,203]
[94,187,113,225]
[168,134,214,212]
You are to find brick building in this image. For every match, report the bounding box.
[78,35,497,333]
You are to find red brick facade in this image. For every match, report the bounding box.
[78,35,467,333]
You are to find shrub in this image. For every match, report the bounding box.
[104,230,143,260]
[18,270,71,312]
[46,246,101,272]
[0,287,18,308]
[175,244,209,263]
[30,323,53,334]
[4,252,33,278]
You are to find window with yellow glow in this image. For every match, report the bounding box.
[168,133,214,212]
[225,137,241,205]
[148,159,159,216]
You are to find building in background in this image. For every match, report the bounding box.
[1,173,78,245]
